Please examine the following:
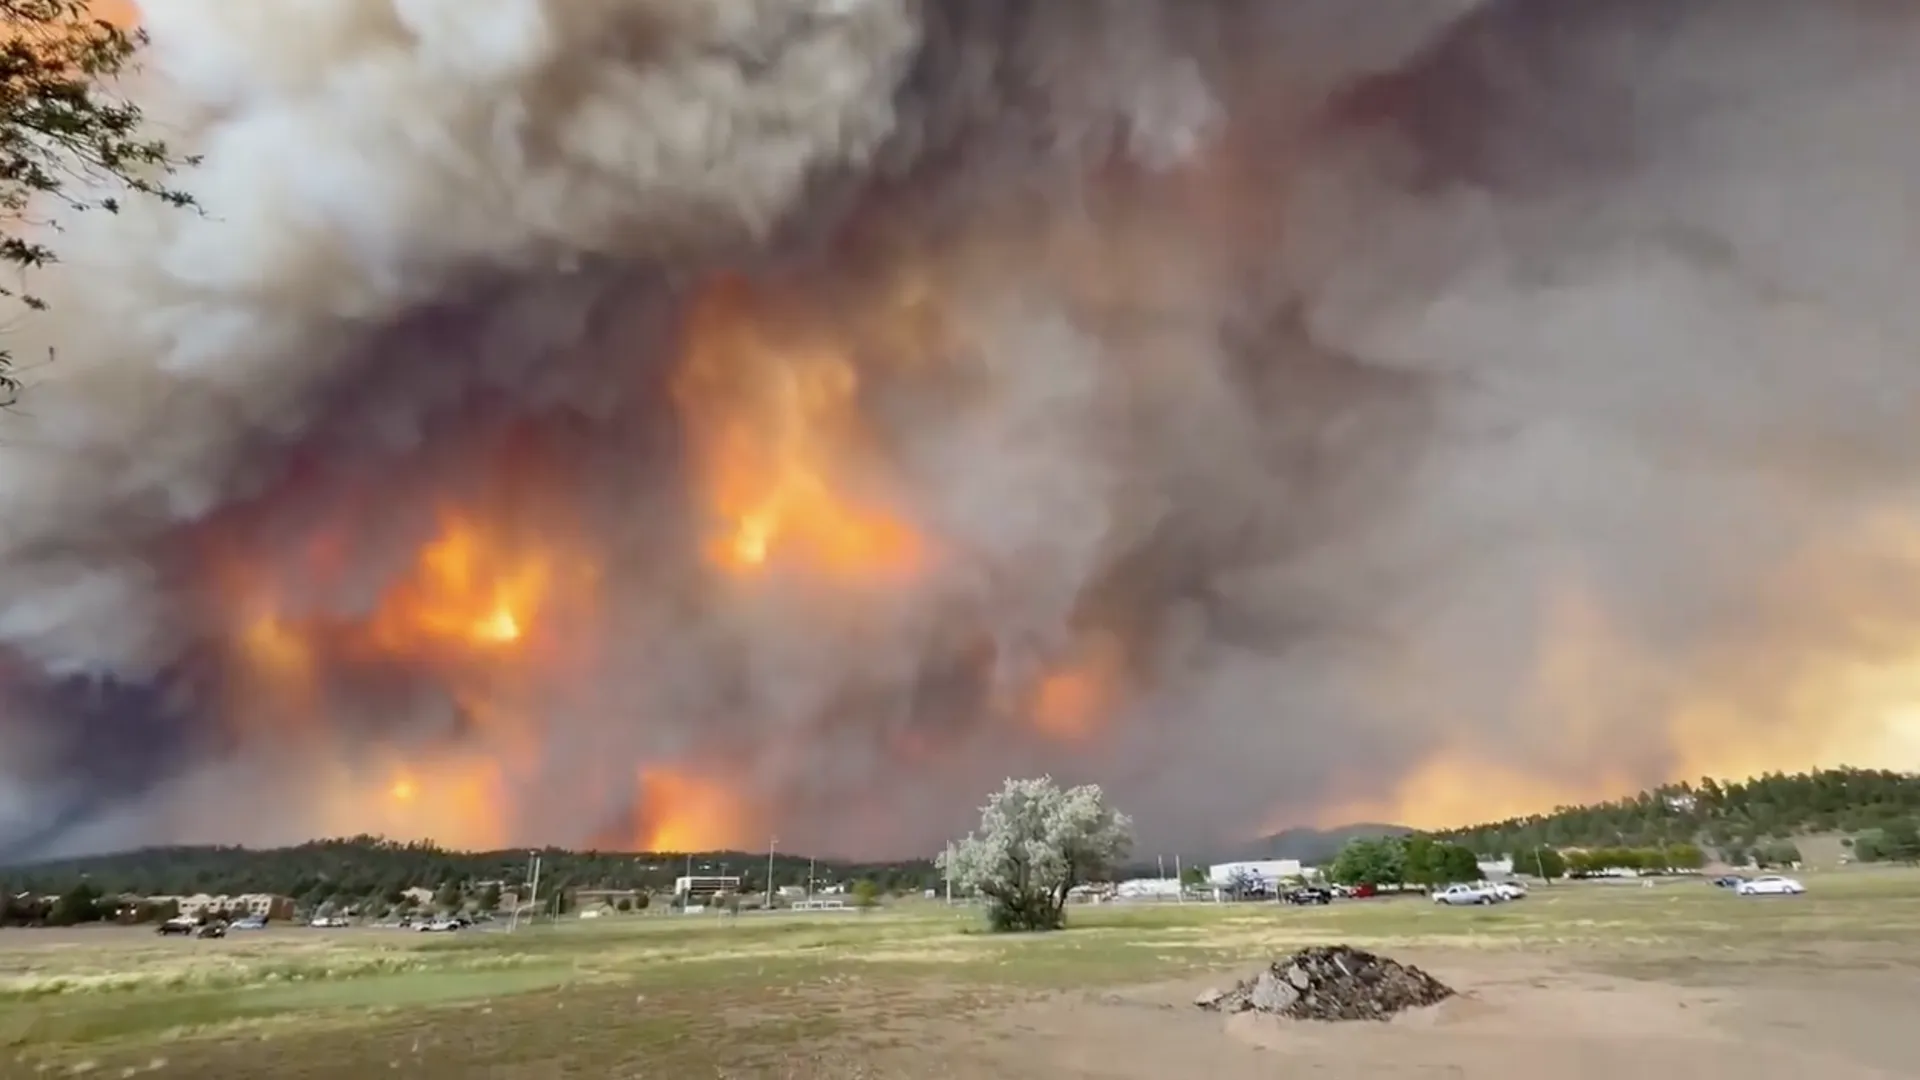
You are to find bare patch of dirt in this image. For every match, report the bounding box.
[851,948,1920,1078]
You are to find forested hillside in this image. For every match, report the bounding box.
[1,836,941,909]
[6,768,1917,916]
[1231,823,1414,866]
[1438,767,1920,861]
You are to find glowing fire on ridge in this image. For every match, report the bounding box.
[630,768,748,853]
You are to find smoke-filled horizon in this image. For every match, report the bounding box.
[3,0,1919,862]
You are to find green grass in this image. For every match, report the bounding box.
[5,869,1918,1075]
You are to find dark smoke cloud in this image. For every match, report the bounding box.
[4,0,1919,860]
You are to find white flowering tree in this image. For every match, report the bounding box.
[937,776,1133,932]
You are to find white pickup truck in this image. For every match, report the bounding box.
[1431,883,1503,906]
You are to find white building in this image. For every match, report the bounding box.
[1207,860,1303,886]
[1114,877,1182,899]
[673,875,741,899]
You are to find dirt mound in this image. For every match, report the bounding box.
[1194,946,1455,1022]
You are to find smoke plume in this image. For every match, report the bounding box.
[3,0,1919,860]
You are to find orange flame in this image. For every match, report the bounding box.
[214,502,615,848]
[631,768,748,852]
[366,512,560,652]
[239,613,312,681]
[1029,631,1127,743]
[674,279,924,579]
[1309,754,1644,832]
[293,752,512,852]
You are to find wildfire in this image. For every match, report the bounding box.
[295,753,513,852]
[226,506,587,679]
[674,278,924,579]
[1310,755,1644,832]
[629,768,748,852]
[239,613,311,679]
[213,500,613,844]
[368,513,557,652]
[1029,631,1128,743]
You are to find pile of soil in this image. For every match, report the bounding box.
[1194,945,1455,1022]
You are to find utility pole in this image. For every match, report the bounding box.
[526,854,543,925]
[807,856,815,901]
[1175,855,1184,903]
[765,836,778,909]
[944,841,953,905]
[509,851,535,933]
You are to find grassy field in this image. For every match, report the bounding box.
[4,870,1918,1076]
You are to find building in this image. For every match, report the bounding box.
[673,875,741,900]
[573,889,643,910]
[168,893,296,921]
[1206,860,1304,887]
[1114,877,1182,900]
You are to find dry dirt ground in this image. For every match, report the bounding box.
[863,949,1920,1080]
[5,875,1920,1078]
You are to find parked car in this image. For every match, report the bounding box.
[194,923,227,939]
[1432,883,1502,906]
[155,918,196,936]
[230,916,267,931]
[1711,875,1748,888]
[1488,881,1528,900]
[1735,875,1805,897]
[416,917,462,932]
[1283,886,1333,905]
[310,916,351,928]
